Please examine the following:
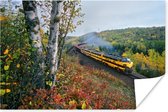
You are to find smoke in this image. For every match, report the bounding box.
[80,32,115,54]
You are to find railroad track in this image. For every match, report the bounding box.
[128,74,141,79]
[68,46,146,88]
[128,72,147,79]
[75,51,135,88]
[72,47,146,79]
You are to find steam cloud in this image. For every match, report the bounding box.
[80,32,115,54]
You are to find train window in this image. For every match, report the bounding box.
[127,58,131,62]
[122,58,131,62]
[121,58,127,62]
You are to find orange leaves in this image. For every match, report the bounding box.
[68,100,77,109]
[72,75,83,82]
[53,94,62,104]
[69,100,76,105]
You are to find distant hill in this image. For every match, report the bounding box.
[98,26,165,54]
[65,26,165,78]
[66,26,165,55]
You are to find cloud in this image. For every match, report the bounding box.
[69,1,165,36]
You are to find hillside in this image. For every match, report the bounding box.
[65,26,165,78]
[18,55,136,109]
[98,26,165,55]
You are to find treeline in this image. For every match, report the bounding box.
[98,27,165,77]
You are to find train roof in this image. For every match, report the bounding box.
[83,48,131,62]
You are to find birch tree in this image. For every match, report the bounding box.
[22,1,45,88]
[46,1,63,87]
[57,1,83,67]
[39,0,83,86]
[22,0,83,88]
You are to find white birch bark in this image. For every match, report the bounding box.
[23,1,44,88]
[46,1,62,86]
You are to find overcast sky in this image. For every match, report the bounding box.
[1,0,165,36]
[68,0,165,36]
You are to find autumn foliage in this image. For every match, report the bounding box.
[1,1,135,109]
[18,56,135,109]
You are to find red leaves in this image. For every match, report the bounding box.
[99,82,108,90]
[53,94,62,104]
[94,100,102,109]
[18,56,135,109]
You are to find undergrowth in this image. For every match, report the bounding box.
[18,55,136,109]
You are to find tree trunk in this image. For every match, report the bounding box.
[22,1,45,88]
[46,1,62,87]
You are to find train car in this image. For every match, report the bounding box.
[74,44,133,74]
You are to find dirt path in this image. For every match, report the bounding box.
[76,52,135,89]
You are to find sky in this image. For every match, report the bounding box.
[68,0,165,36]
[0,0,165,36]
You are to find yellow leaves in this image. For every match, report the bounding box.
[69,100,76,105]
[0,89,11,96]
[33,40,38,44]
[0,82,17,85]
[81,101,86,109]
[5,89,11,93]
[16,64,20,68]
[29,101,32,106]
[46,81,52,87]
[140,38,144,41]
[4,65,9,71]
[0,16,8,21]
[40,28,45,36]
[8,54,13,59]
[58,73,65,77]
[68,100,77,109]
[57,73,65,80]
[122,53,127,57]
[3,49,9,55]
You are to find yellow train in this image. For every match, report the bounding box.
[75,44,133,74]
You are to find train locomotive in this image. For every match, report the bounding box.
[74,43,133,74]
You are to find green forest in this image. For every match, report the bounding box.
[98,27,165,77]
[66,27,165,78]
